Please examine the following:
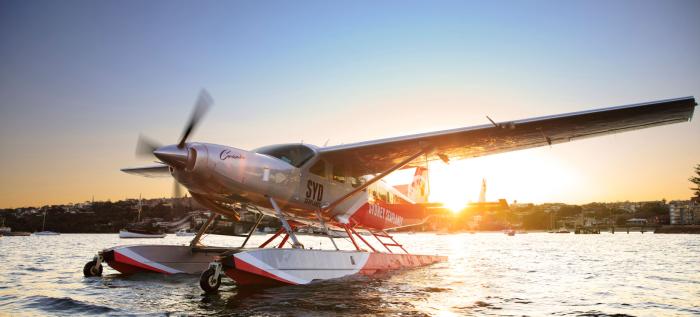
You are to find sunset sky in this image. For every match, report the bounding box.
[1,0,699,208]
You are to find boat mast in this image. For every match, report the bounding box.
[137,194,142,222]
[42,210,47,231]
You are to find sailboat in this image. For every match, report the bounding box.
[33,211,60,235]
[119,195,166,238]
[0,218,30,236]
[0,218,11,235]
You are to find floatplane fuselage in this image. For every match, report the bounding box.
[163,142,429,231]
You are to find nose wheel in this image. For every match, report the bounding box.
[83,254,103,277]
[199,262,222,293]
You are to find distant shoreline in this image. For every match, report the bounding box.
[654,225,700,234]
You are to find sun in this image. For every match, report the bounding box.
[442,198,468,214]
[385,148,581,210]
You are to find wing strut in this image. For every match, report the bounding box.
[322,148,429,215]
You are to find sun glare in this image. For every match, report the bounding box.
[431,149,581,206]
[386,148,582,209]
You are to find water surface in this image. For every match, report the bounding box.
[1,233,698,316]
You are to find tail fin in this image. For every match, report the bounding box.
[407,167,429,203]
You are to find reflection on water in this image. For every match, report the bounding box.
[1,233,699,316]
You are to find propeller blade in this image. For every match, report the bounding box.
[136,134,162,158]
[173,180,183,199]
[178,89,213,148]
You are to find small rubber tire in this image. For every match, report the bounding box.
[83,260,103,277]
[200,268,221,293]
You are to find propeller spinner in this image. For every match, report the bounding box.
[135,89,212,163]
[133,89,213,198]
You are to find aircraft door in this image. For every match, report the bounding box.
[327,161,351,202]
[299,158,330,209]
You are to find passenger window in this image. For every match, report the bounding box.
[310,160,326,178]
[349,176,362,188]
[332,163,345,183]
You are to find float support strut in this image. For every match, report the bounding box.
[348,226,377,252]
[190,212,217,248]
[268,197,303,249]
[277,233,290,248]
[371,230,408,254]
[343,225,361,251]
[259,228,285,248]
[240,212,264,248]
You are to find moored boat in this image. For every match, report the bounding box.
[119,196,166,238]
[33,211,60,235]
[33,231,60,236]
[2,231,31,236]
[555,227,570,233]
[0,218,11,235]
[119,229,167,239]
[175,228,196,236]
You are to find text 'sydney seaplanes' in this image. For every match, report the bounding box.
[82,91,696,292]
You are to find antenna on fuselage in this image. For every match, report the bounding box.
[486,116,499,128]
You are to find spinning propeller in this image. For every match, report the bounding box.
[134,89,213,199]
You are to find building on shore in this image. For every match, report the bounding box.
[668,198,700,225]
[691,197,700,225]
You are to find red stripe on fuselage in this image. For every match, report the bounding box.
[350,201,427,230]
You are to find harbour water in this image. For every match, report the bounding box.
[0,233,698,316]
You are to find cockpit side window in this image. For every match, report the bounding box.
[253,144,315,167]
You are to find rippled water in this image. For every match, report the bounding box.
[1,232,699,316]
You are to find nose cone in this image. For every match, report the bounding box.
[153,144,189,168]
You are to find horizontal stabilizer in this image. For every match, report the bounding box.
[121,164,171,178]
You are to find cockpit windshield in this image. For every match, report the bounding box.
[253,144,316,167]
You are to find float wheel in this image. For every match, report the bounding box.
[83,260,103,277]
[199,267,221,293]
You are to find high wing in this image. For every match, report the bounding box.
[319,97,696,177]
[121,164,171,178]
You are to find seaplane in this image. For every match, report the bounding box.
[82,90,696,292]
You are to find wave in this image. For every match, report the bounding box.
[23,295,118,315]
